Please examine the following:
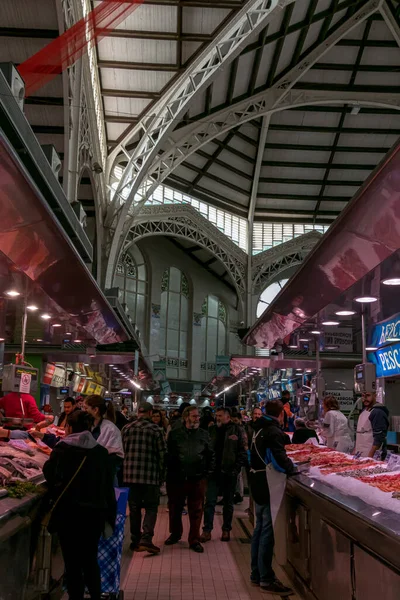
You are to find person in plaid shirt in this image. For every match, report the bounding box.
[122,401,167,554]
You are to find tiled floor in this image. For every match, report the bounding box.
[121,501,301,600]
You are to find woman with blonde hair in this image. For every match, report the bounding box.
[323,395,353,453]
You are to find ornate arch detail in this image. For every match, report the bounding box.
[252,231,322,295]
[122,204,247,305]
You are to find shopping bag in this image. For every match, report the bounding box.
[97,487,129,595]
[265,463,287,566]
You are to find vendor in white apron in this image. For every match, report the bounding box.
[355,392,389,459]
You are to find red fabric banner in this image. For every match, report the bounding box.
[18,0,144,97]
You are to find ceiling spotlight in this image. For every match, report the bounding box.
[325,345,339,350]
[74,339,82,343]
[366,347,378,351]
[288,345,298,349]
[355,296,377,304]
[335,310,356,316]
[386,338,400,343]
[27,305,38,311]
[5,290,20,297]
[382,278,400,286]
[65,332,72,336]
[41,313,51,320]
[52,323,62,328]
[299,338,310,342]
[296,368,303,371]
[311,330,321,335]
[0,337,4,342]
[109,364,114,367]
[36,338,43,342]
[322,320,340,326]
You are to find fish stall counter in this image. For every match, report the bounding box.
[0,439,64,600]
[281,446,400,600]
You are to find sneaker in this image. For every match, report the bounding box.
[189,542,204,553]
[199,531,212,543]
[221,531,230,542]
[164,535,181,546]
[260,579,292,596]
[138,541,161,555]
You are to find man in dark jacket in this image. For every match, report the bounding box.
[57,397,80,429]
[355,392,390,459]
[43,411,116,600]
[249,400,293,597]
[200,407,247,542]
[165,405,215,553]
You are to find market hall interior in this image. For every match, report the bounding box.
[1,0,400,599]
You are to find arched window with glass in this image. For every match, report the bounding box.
[160,267,190,379]
[115,247,148,341]
[201,295,227,380]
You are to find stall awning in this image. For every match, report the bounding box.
[245,140,400,349]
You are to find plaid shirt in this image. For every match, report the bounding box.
[122,418,167,485]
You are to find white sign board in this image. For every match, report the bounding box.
[325,389,354,413]
[19,372,31,394]
[324,328,353,353]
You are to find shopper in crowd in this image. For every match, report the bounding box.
[281,390,294,432]
[165,405,215,553]
[231,410,247,504]
[200,407,247,543]
[152,408,168,433]
[160,409,169,428]
[43,410,116,600]
[0,391,54,427]
[292,418,319,445]
[355,392,389,459]
[249,400,294,597]
[246,406,263,445]
[122,401,167,554]
[200,406,215,430]
[322,396,353,453]
[170,401,191,431]
[115,405,129,431]
[83,395,124,476]
[58,397,80,429]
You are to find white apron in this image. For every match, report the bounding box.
[355,409,373,457]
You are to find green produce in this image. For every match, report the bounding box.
[6,481,39,499]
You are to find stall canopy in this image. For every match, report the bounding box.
[0,128,131,347]
[245,140,400,350]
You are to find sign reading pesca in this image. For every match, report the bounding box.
[371,341,400,377]
[370,313,400,349]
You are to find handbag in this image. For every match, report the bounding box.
[41,456,87,529]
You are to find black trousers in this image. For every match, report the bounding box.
[129,483,160,545]
[57,516,103,600]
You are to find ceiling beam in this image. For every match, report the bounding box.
[266,4,295,86]
[257,193,350,201]
[267,124,400,135]
[248,116,269,227]
[311,63,400,72]
[98,60,179,71]
[0,27,58,39]
[263,142,389,153]
[102,29,213,42]
[101,89,161,99]
[105,115,139,124]
[295,82,400,94]
[259,177,363,186]
[262,160,375,171]
[380,0,400,47]
[24,96,64,106]
[188,130,236,192]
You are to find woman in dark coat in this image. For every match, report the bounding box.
[43,411,116,600]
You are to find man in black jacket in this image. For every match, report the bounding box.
[200,407,247,542]
[165,405,215,553]
[249,400,294,597]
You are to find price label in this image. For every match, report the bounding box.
[19,373,31,394]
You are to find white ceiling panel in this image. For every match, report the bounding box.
[199,178,249,206]
[258,182,320,196]
[97,38,176,64]
[263,148,331,163]
[267,130,336,146]
[182,7,230,35]
[256,198,316,210]
[1,0,58,28]
[233,52,256,97]
[362,47,400,66]
[275,30,302,77]
[182,42,202,65]
[333,151,386,165]
[317,45,359,64]
[103,97,152,118]
[100,68,174,92]
[261,166,327,180]
[301,68,351,85]
[106,122,130,141]
[116,4,177,32]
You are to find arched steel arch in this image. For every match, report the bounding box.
[119,205,247,316]
[103,0,388,287]
[251,231,322,295]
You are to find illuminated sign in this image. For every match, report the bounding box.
[372,342,400,377]
[370,313,400,349]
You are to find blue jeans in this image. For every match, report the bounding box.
[203,473,236,532]
[251,502,275,585]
